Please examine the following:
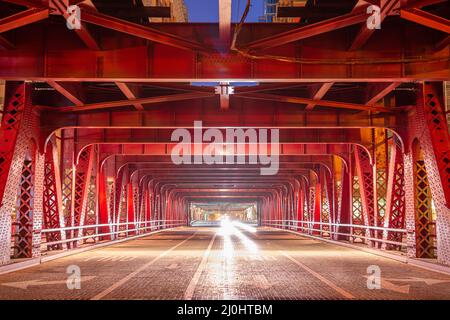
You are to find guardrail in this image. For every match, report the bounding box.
[263,220,407,247]
[39,220,186,250]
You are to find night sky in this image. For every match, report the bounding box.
[184,0,265,22]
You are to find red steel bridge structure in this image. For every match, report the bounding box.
[0,0,449,279]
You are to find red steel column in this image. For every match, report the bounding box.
[0,82,44,264]
[354,146,377,247]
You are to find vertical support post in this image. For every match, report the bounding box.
[0,82,44,264]
[70,146,94,247]
[354,146,377,247]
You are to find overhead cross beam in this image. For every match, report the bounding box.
[305,83,334,111]
[400,8,450,34]
[0,8,49,34]
[47,81,85,106]
[50,0,100,50]
[78,5,209,52]
[349,0,399,51]
[41,92,216,112]
[365,82,401,106]
[237,92,394,113]
[246,11,369,51]
[115,82,144,111]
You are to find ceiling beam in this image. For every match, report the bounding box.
[78,4,208,53]
[365,82,401,105]
[47,81,85,106]
[245,11,369,51]
[400,8,450,33]
[349,0,399,51]
[237,92,393,113]
[115,82,144,111]
[46,92,215,112]
[0,8,49,34]
[305,83,334,111]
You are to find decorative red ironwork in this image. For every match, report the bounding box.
[384,136,406,250]
[43,143,62,250]
[0,83,26,206]
[354,146,376,245]
[12,158,34,258]
[422,82,450,207]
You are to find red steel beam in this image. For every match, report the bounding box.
[305,82,334,111]
[365,82,401,106]
[43,92,215,112]
[115,82,144,111]
[405,0,448,9]
[2,0,46,8]
[349,0,399,51]
[78,5,209,52]
[237,92,394,113]
[0,8,49,34]
[47,81,84,106]
[400,8,450,34]
[50,0,100,50]
[246,11,369,51]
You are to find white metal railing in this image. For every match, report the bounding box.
[263,220,407,247]
[40,220,186,249]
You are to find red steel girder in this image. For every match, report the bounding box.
[237,92,394,113]
[78,5,208,53]
[41,92,215,112]
[383,136,406,248]
[115,82,144,111]
[349,0,399,51]
[246,10,369,51]
[365,82,402,106]
[400,8,450,34]
[47,81,84,106]
[0,7,49,34]
[421,82,450,206]
[0,83,27,206]
[305,83,334,111]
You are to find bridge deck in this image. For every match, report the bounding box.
[1,227,450,300]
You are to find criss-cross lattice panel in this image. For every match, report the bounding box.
[43,148,62,250]
[355,147,376,240]
[0,84,26,204]
[352,175,365,242]
[83,175,97,242]
[423,82,450,207]
[12,160,34,258]
[309,186,315,234]
[61,168,73,226]
[321,188,330,237]
[414,160,436,258]
[72,148,91,242]
[386,138,406,249]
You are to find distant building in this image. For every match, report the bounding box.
[143,0,189,22]
[259,0,307,23]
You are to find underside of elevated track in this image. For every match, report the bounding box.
[0,0,449,301]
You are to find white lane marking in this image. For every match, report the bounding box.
[184,233,217,300]
[91,232,197,300]
[1,276,96,290]
[279,250,355,299]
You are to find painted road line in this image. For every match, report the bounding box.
[184,233,217,300]
[279,250,355,299]
[91,232,198,300]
